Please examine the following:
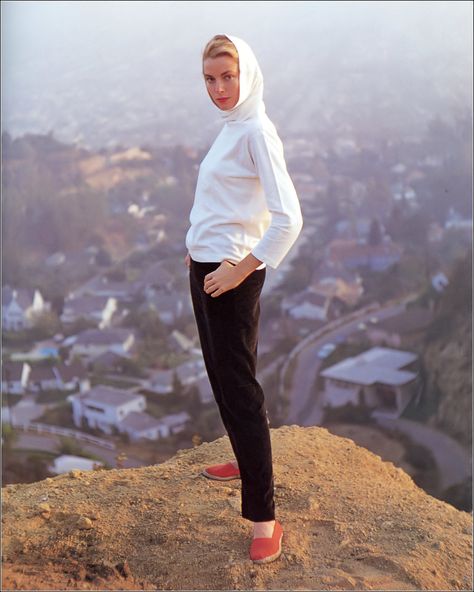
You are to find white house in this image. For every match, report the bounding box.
[71,385,146,434]
[320,346,421,419]
[70,328,135,360]
[281,289,341,321]
[60,295,117,329]
[431,271,449,293]
[118,410,191,441]
[49,455,104,474]
[2,361,31,395]
[2,286,49,332]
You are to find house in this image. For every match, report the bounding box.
[168,330,196,354]
[118,410,191,441]
[147,356,207,394]
[320,346,421,419]
[10,339,60,363]
[2,361,31,395]
[53,361,90,392]
[281,290,343,322]
[431,271,449,293]
[366,308,434,348]
[147,368,174,394]
[28,365,59,393]
[139,262,175,292]
[89,351,129,374]
[444,207,473,234]
[70,328,135,360]
[2,286,49,332]
[325,239,402,272]
[309,262,363,308]
[70,384,190,441]
[71,385,146,434]
[335,217,387,242]
[60,295,117,329]
[176,357,207,387]
[70,275,144,303]
[143,290,193,325]
[194,375,214,405]
[49,455,104,474]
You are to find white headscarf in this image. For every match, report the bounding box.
[214,34,267,123]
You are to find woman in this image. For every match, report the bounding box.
[184,33,303,564]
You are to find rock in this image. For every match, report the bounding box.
[227,497,240,511]
[69,470,82,479]
[76,516,93,530]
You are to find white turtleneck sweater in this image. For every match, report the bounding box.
[185,34,303,270]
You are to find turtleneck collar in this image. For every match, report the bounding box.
[215,34,266,123]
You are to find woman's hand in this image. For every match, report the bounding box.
[204,261,246,298]
[184,252,191,268]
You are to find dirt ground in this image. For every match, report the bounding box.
[2,424,473,591]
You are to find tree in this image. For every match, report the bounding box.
[368,217,383,246]
[172,371,185,401]
[1,423,18,454]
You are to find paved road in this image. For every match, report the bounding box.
[287,303,407,425]
[375,417,472,490]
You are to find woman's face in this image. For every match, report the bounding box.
[203,55,240,110]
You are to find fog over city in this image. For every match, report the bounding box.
[2,1,472,149]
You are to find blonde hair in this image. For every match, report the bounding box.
[202,34,239,73]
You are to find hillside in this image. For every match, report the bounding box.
[2,425,472,591]
[422,251,472,448]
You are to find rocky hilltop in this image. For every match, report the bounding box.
[2,425,472,591]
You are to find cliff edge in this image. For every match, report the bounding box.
[2,425,472,590]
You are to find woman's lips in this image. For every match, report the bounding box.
[216,98,229,102]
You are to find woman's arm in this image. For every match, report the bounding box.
[203,253,263,298]
[248,127,303,269]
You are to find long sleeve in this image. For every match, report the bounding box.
[247,127,303,269]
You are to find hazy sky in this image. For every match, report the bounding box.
[1,1,472,146]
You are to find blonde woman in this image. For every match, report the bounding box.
[185,34,303,564]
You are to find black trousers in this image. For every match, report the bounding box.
[189,257,276,522]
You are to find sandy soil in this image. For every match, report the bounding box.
[2,424,472,590]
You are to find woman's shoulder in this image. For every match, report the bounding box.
[245,115,280,142]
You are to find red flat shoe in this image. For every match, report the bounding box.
[201,462,241,481]
[249,520,283,564]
